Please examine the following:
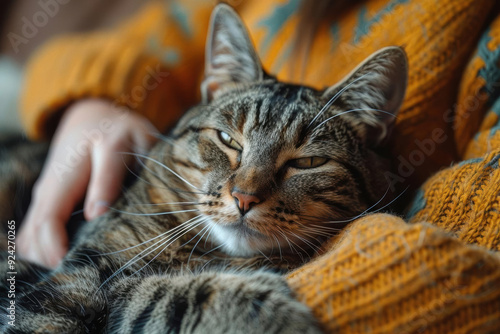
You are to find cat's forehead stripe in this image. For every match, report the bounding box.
[214,84,319,133]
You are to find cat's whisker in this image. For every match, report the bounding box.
[287,231,321,254]
[100,215,203,256]
[309,224,343,230]
[132,219,211,278]
[271,233,283,261]
[122,156,177,192]
[364,185,409,215]
[106,207,199,217]
[307,73,370,129]
[302,230,334,239]
[276,229,293,249]
[132,158,207,196]
[199,240,226,259]
[187,224,212,266]
[262,225,275,254]
[345,184,407,223]
[276,227,301,259]
[149,132,191,153]
[283,235,308,262]
[295,226,331,240]
[133,152,204,194]
[130,155,185,192]
[100,222,204,290]
[263,226,281,259]
[297,212,353,225]
[98,217,206,290]
[150,131,174,144]
[66,255,96,268]
[305,223,344,232]
[129,201,205,207]
[97,237,171,286]
[17,280,38,291]
[312,108,397,133]
[18,291,47,313]
[119,152,206,194]
[278,226,311,254]
[199,255,220,272]
[320,181,393,224]
[257,249,272,264]
[321,183,406,227]
[203,222,217,249]
[306,225,343,236]
[70,208,85,217]
[127,218,206,265]
[178,216,214,249]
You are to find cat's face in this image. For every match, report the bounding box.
[165,5,408,257]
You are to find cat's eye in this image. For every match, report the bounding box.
[288,157,328,169]
[218,131,242,151]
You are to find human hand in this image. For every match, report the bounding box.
[18,98,158,268]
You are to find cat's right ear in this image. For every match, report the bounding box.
[321,47,408,147]
[201,4,264,103]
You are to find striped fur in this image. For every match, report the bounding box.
[0,4,407,333]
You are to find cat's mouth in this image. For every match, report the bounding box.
[206,217,270,257]
[229,218,264,238]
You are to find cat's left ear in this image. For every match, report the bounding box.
[322,47,408,146]
[201,4,264,103]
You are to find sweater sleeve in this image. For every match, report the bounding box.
[21,1,214,140]
[287,213,500,333]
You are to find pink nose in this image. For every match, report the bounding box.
[232,191,261,215]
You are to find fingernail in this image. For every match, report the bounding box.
[91,200,109,219]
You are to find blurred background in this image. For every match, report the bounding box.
[0,0,149,135]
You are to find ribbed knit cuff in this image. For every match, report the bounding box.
[287,214,500,333]
[408,149,500,251]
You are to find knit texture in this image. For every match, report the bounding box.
[457,14,500,159]
[287,214,500,333]
[407,150,500,251]
[465,107,500,160]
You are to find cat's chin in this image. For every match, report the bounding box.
[207,221,269,257]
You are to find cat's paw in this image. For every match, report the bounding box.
[193,271,323,334]
[107,271,323,334]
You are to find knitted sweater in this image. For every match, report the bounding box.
[20,0,500,332]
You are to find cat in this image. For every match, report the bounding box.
[0,4,407,333]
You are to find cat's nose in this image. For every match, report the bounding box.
[231,191,261,216]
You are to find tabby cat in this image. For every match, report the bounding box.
[0,4,407,333]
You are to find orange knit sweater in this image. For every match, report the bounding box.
[20,0,500,332]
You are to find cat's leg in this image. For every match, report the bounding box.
[1,258,109,334]
[0,218,186,333]
[1,253,319,333]
[0,252,53,332]
[0,233,129,333]
[0,251,50,294]
[105,270,323,334]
